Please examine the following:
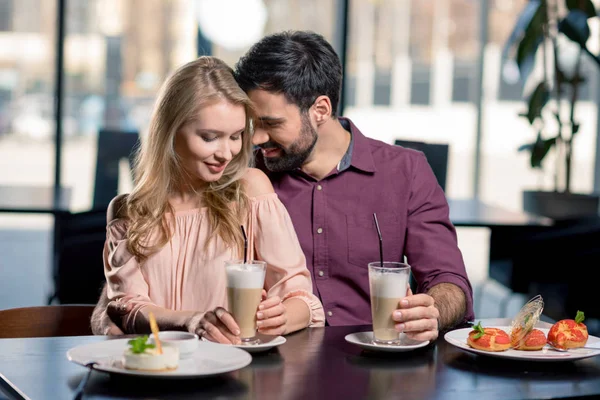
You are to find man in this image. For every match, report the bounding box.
[92,31,473,341]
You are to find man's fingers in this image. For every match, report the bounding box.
[404,330,439,342]
[397,317,438,333]
[399,293,434,309]
[393,305,439,323]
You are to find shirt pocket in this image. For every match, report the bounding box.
[346,212,405,269]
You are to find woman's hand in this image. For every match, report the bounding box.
[187,307,242,344]
[256,290,288,336]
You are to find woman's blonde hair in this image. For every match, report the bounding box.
[125,56,254,260]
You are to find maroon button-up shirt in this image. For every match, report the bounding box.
[257,118,474,326]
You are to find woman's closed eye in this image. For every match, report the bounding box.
[199,133,217,142]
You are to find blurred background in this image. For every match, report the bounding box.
[1,0,599,325]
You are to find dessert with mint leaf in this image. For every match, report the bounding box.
[123,334,179,371]
[547,311,589,350]
[467,321,510,352]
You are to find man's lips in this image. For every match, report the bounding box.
[261,148,281,157]
[205,163,227,173]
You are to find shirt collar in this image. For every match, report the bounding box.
[338,117,376,173]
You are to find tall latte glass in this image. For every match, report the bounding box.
[225,260,266,345]
[368,262,411,345]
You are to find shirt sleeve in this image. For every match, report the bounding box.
[405,153,475,322]
[249,193,325,327]
[103,219,154,332]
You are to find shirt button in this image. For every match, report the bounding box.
[318,270,324,277]
[317,228,323,234]
[327,311,333,317]
[317,185,322,191]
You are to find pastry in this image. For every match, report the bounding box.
[467,322,510,352]
[547,310,588,349]
[512,328,546,351]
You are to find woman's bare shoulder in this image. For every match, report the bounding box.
[242,168,275,198]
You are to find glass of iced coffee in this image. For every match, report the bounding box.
[225,260,267,345]
[368,262,411,345]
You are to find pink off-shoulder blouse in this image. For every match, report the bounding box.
[104,193,325,332]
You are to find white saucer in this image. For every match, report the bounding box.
[345,332,430,353]
[202,335,286,353]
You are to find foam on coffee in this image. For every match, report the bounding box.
[226,265,265,289]
[369,271,408,298]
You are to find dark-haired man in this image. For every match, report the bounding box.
[92,31,473,342]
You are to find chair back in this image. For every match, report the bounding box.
[49,209,108,305]
[94,129,139,210]
[0,305,95,338]
[394,139,449,192]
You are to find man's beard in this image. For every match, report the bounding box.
[260,113,318,172]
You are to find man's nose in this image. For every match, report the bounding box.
[252,128,269,146]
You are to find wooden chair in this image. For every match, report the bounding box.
[0,305,95,338]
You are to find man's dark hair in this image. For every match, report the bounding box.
[235,30,343,116]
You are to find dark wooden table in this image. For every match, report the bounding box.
[2,320,600,400]
[0,185,71,214]
[448,198,553,228]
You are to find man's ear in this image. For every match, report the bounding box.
[312,95,332,126]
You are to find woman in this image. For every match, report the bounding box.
[101,56,324,343]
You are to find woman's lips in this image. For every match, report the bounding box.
[205,163,226,173]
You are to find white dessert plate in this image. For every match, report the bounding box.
[201,335,286,353]
[444,326,600,362]
[344,332,430,352]
[66,338,252,378]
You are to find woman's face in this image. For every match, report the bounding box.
[175,99,246,184]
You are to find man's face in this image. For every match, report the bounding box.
[248,90,317,172]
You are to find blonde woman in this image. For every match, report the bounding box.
[100,56,324,342]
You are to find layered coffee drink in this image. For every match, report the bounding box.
[225,261,266,344]
[368,262,411,345]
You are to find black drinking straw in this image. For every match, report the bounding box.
[240,225,248,263]
[373,213,383,267]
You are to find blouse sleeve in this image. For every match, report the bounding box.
[249,193,325,327]
[103,219,154,332]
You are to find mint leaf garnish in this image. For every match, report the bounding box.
[127,335,156,354]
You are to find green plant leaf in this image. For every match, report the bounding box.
[530,135,557,168]
[516,2,546,83]
[518,142,535,152]
[559,10,591,47]
[127,335,156,354]
[575,310,585,324]
[473,321,486,340]
[525,82,550,125]
[503,0,542,59]
[567,0,597,18]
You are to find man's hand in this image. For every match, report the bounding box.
[392,287,440,342]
